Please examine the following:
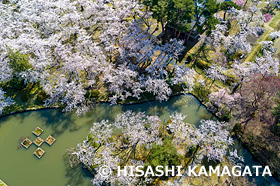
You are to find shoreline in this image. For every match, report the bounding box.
[0,93,219,120]
[0,106,60,119]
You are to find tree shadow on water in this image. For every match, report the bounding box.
[84,103,125,124]
[0,111,33,125]
[37,109,78,137]
[63,153,93,186]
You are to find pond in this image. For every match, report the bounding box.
[0,94,279,186]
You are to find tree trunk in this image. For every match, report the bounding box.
[174,28,177,38]
[186,14,202,41]
[244,0,249,7]
[161,20,165,36]
[223,10,227,21]
[231,77,244,94]
[177,31,181,39]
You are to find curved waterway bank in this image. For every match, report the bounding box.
[0,95,279,186]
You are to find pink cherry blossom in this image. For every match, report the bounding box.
[264,13,272,23]
[234,0,245,6]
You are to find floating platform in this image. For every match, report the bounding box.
[21,138,32,149]
[32,127,43,136]
[33,148,45,159]
[34,137,44,147]
[45,135,56,146]
[0,179,8,186]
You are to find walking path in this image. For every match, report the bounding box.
[0,179,8,186]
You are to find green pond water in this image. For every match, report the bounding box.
[0,95,279,186]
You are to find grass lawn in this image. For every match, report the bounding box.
[269,10,280,29]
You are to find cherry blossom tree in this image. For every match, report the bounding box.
[69,111,162,185]
[202,4,280,100]
[270,30,280,40]
[205,64,228,82]
[0,89,14,115]
[236,43,279,77]
[0,0,196,113]
[265,0,280,12]
[70,111,240,185]
[171,65,196,92]
[0,47,13,82]
[229,149,244,166]
[237,75,280,122]
[104,24,195,102]
[204,6,264,57]
[167,113,235,162]
[220,1,241,21]
[234,0,245,7]
[229,39,279,94]
[272,0,280,9]
[264,13,272,23]
[199,119,234,161]
[208,88,241,116]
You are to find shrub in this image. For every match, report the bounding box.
[20,91,31,102]
[221,112,232,122]
[272,95,280,118]
[8,50,32,74]
[231,51,243,60]
[196,59,210,70]
[225,72,237,85]
[272,123,280,137]
[171,84,183,94]
[37,90,49,103]
[232,122,242,135]
[2,78,26,90]
[146,138,182,168]
[272,94,280,136]
[188,144,196,153]
[192,83,211,102]
[85,90,100,99]
[186,55,193,64]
